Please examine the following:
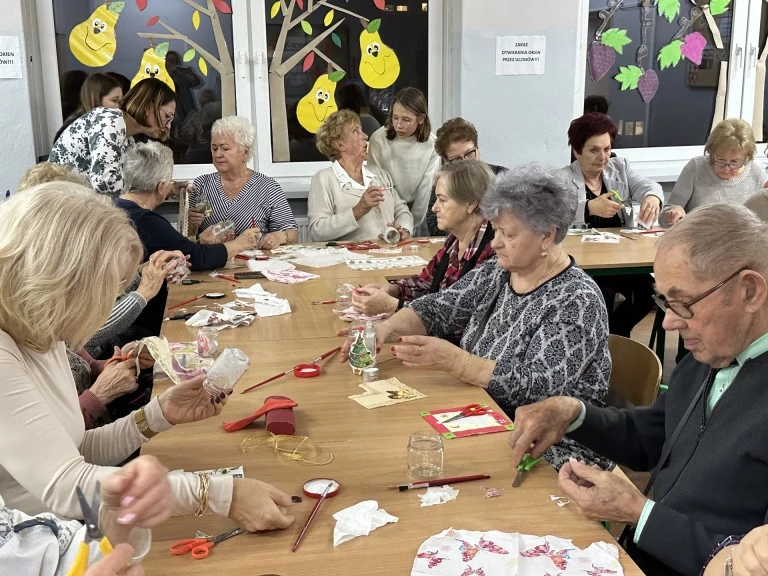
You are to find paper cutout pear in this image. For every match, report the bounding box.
[69,2,125,67]
[131,43,176,91]
[297,71,345,133]
[358,19,400,89]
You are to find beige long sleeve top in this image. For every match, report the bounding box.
[308,163,413,242]
[367,127,440,228]
[0,329,232,520]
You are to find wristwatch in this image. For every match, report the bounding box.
[134,407,158,439]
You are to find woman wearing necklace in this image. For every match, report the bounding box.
[341,164,613,471]
[188,116,298,251]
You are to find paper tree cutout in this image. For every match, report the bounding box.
[136,0,235,116]
[130,42,176,89]
[348,329,374,371]
[267,0,389,161]
[359,19,401,89]
[297,72,345,133]
[69,1,125,67]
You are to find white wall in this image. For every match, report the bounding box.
[452,0,586,170]
[0,0,36,195]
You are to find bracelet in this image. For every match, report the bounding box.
[457,352,471,380]
[194,472,210,517]
[134,407,157,439]
[281,229,289,242]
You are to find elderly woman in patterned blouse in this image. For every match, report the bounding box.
[342,163,612,469]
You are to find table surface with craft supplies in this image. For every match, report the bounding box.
[141,237,646,575]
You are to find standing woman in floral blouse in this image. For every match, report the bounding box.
[341,164,612,470]
[50,78,176,197]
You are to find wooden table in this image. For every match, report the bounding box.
[142,241,645,575]
[563,230,658,277]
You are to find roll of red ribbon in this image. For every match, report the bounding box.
[293,363,320,378]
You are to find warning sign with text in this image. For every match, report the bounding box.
[495,35,546,76]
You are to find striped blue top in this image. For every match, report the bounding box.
[192,171,298,235]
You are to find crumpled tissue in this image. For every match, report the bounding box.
[332,500,398,546]
[246,259,295,273]
[184,308,255,329]
[418,486,459,507]
[232,284,292,317]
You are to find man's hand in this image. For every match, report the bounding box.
[507,397,582,467]
[587,192,623,218]
[557,459,647,524]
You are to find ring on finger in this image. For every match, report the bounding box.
[417,346,422,356]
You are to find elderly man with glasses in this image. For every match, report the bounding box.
[506,203,768,576]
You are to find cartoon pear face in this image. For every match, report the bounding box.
[358,19,400,89]
[69,2,124,67]
[130,43,176,91]
[296,72,345,134]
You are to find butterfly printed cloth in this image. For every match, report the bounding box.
[411,529,623,576]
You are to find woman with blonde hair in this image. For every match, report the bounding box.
[367,87,440,233]
[53,73,123,143]
[662,118,768,225]
[0,182,295,534]
[309,109,413,241]
[50,78,176,196]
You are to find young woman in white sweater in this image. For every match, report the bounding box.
[367,87,440,233]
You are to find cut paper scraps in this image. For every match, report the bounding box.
[345,255,428,271]
[69,2,125,67]
[411,529,623,576]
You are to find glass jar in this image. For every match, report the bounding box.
[347,321,376,375]
[203,347,249,395]
[407,432,444,479]
[100,505,152,565]
[381,226,400,244]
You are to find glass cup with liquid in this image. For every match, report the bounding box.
[407,432,444,479]
[203,347,249,395]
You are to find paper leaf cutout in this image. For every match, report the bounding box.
[709,0,730,16]
[588,41,615,82]
[681,32,707,65]
[199,57,208,76]
[328,70,346,82]
[108,1,125,14]
[324,10,334,26]
[183,48,196,62]
[302,51,315,72]
[638,69,659,103]
[331,32,342,47]
[212,0,233,14]
[367,18,382,33]
[146,15,160,26]
[301,20,312,35]
[135,0,147,11]
[601,28,631,54]
[192,10,200,29]
[296,0,304,8]
[658,0,680,22]
[657,40,683,69]
[270,1,280,18]
[615,65,643,90]
[373,0,386,8]
[155,42,170,57]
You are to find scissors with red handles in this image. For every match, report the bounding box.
[442,403,492,424]
[170,527,245,559]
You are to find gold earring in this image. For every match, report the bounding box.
[541,251,547,257]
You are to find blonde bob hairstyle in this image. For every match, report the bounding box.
[704,118,757,163]
[17,162,90,191]
[0,183,143,352]
[315,109,360,160]
[434,159,495,212]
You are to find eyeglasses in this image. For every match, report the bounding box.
[391,116,414,127]
[161,108,175,127]
[712,156,745,169]
[446,147,477,164]
[653,266,749,319]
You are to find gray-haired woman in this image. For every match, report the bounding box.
[341,164,612,470]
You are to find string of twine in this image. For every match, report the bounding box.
[241,432,334,465]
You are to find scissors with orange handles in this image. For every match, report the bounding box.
[442,403,492,424]
[104,351,135,368]
[170,527,245,559]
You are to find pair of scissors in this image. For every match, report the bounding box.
[170,527,245,559]
[104,349,137,368]
[442,403,491,424]
[65,483,113,576]
[513,454,543,487]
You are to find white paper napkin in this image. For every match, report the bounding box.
[418,486,459,507]
[332,500,398,546]
[184,308,255,329]
[246,259,295,273]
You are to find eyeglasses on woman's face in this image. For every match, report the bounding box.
[653,266,749,319]
[446,147,477,164]
[712,156,745,170]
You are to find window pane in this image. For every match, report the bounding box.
[265,0,429,163]
[52,0,235,164]
[584,0,734,148]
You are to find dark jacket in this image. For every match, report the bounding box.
[569,351,768,576]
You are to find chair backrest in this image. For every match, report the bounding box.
[606,334,662,408]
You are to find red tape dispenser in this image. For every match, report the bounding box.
[222,395,297,433]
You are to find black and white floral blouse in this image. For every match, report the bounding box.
[49,107,133,197]
[407,256,614,470]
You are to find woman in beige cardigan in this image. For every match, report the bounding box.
[308,109,413,242]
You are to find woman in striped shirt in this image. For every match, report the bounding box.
[188,116,298,250]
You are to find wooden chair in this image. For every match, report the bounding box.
[606,334,662,408]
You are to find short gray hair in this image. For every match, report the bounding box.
[122,141,173,193]
[212,116,257,153]
[657,203,768,279]
[480,163,574,243]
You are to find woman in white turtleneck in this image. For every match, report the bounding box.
[367,87,440,234]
